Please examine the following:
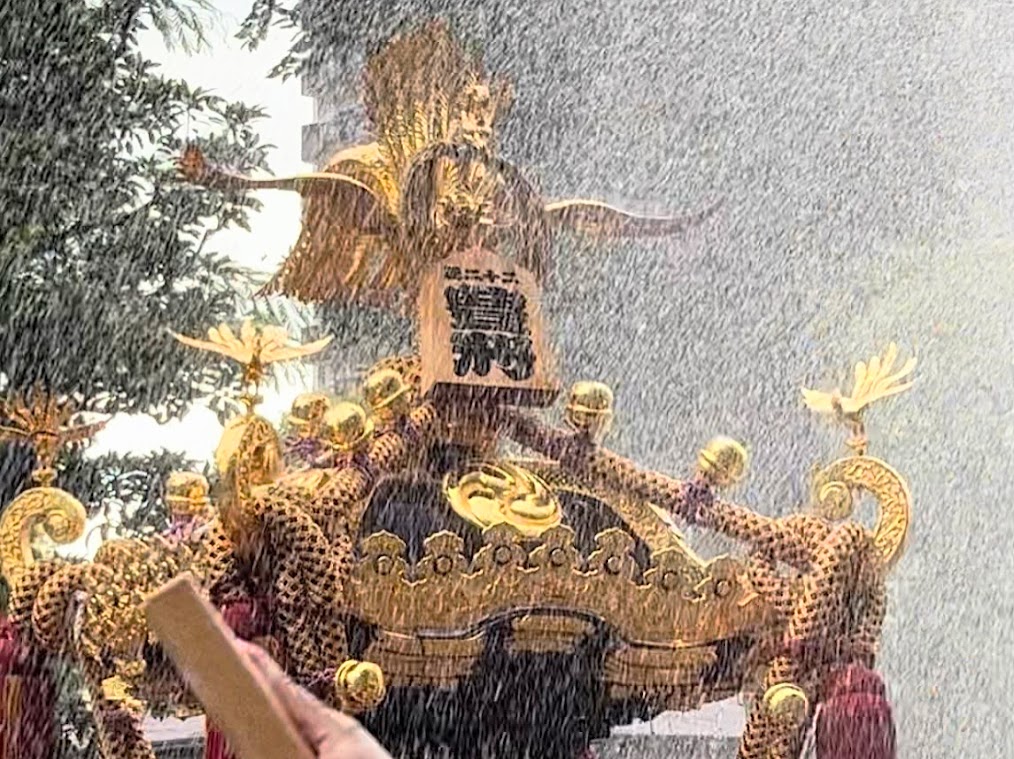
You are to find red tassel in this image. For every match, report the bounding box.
[816,663,896,759]
[204,599,272,759]
[205,721,234,759]
[219,598,270,641]
[0,616,56,759]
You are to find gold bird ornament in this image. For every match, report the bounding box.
[177,21,719,314]
[801,343,916,418]
[801,342,916,455]
[170,319,333,413]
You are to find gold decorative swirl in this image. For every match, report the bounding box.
[443,462,562,538]
[813,455,911,569]
[0,486,87,585]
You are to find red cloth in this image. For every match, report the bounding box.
[0,616,55,759]
[205,720,232,759]
[816,663,896,759]
[204,598,271,759]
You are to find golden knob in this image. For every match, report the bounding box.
[564,381,614,444]
[164,471,211,517]
[762,682,810,725]
[324,402,374,453]
[363,368,413,423]
[286,392,331,435]
[335,660,386,712]
[696,437,748,487]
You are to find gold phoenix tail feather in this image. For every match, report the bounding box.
[544,197,724,239]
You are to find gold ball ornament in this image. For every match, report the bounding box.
[335,660,386,712]
[286,392,331,435]
[363,368,413,423]
[164,471,211,518]
[697,437,749,487]
[324,402,374,453]
[564,380,614,443]
[762,682,810,725]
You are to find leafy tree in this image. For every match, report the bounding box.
[0,0,271,516]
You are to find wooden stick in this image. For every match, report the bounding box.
[143,574,315,759]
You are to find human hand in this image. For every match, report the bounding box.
[238,640,394,759]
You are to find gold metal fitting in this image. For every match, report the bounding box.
[286,392,331,435]
[696,437,748,487]
[164,471,211,517]
[564,381,614,443]
[363,368,413,423]
[444,462,562,539]
[762,682,810,725]
[335,660,386,712]
[324,402,374,453]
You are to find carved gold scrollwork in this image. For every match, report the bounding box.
[587,528,637,582]
[444,462,563,538]
[359,532,410,579]
[812,455,911,569]
[0,486,87,585]
[349,523,771,650]
[417,532,469,580]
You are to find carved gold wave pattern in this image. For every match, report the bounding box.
[0,486,87,585]
[813,455,911,568]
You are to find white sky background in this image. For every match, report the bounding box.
[89,0,312,466]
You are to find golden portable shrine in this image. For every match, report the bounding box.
[0,20,910,759]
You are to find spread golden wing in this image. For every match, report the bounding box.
[544,198,722,239]
[259,205,405,309]
[179,145,391,235]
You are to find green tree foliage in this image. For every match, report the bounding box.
[0,0,268,512]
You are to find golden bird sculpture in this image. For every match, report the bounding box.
[801,342,916,454]
[170,319,333,413]
[178,21,719,314]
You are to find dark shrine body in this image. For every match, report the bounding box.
[341,427,746,759]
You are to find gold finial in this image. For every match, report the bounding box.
[802,342,916,455]
[696,437,749,488]
[324,402,374,454]
[363,368,413,427]
[285,392,331,437]
[171,320,333,414]
[762,682,810,725]
[164,472,211,518]
[564,381,614,444]
[335,660,386,713]
[0,387,106,485]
